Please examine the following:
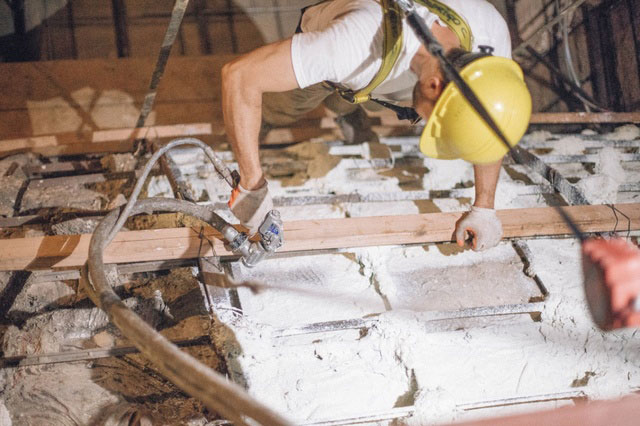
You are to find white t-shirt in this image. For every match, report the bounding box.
[291,0,511,102]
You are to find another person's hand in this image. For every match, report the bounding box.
[228,181,273,236]
[455,206,503,251]
[582,238,640,330]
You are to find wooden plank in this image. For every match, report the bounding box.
[529,112,640,124]
[0,123,212,158]
[0,57,233,139]
[374,111,640,126]
[1,54,637,145]
[1,203,638,271]
[23,160,103,177]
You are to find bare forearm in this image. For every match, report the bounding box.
[473,159,502,208]
[221,38,297,189]
[222,60,264,189]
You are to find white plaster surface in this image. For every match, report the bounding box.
[181,131,640,424]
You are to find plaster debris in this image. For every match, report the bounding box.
[576,147,627,204]
[0,178,22,216]
[51,217,101,235]
[101,153,137,172]
[526,130,553,143]
[146,175,173,198]
[604,124,640,141]
[216,238,640,424]
[0,401,11,426]
[402,387,460,425]
[549,135,585,155]
[107,193,128,210]
[20,184,105,212]
[422,158,474,191]
[596,147,627,182]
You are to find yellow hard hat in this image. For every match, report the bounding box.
[419,55,532,164]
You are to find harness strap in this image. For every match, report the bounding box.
[351,0,403,104]
[414,0,472,51]
[328,0,473,108]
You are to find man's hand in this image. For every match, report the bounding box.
[455,206,503,251]
[228,180,273,236]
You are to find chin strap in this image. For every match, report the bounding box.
[370,98,422,124]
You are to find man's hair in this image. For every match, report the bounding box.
[440,48,491,88]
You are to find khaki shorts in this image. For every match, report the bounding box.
[262,82,381,126]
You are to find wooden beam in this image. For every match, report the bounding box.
[299,111,640,132]
[376,111,640,126]
[2,56,637,148]
[0,123,212,158]
[529,112,640,124]
[1,203,638,271]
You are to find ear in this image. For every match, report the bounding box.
[420,75,444,102]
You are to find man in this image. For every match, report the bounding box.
[221,0,531,251]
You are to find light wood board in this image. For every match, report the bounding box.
[2,56,638,157]
[0,123,212,157]
[1,203,638,271]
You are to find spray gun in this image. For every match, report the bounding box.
[208,155,284,267]
[221,210,284,267]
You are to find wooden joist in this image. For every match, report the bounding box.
[2,55,638,158]
[1,203,638,271]
[0,123,212,157]
[0,56,234,138]
[528,112,640,124]
[368,111,640,126]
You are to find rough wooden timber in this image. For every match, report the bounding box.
[2,54,638,157]
[0,57,234,138]
[528,112,640,124]
[0,203,638,271]
[0,123,212,157]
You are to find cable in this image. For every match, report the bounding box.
[556,0,590,112]
[85,137,291,425]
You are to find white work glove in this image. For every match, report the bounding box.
[455,206,503,252]
[228,181,273,236]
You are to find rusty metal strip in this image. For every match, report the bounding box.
[0,336,210,368]
[510,146,590,205]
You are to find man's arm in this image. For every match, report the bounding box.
[472,159,502,208]
[221,38,298,190]
[455,159,503,251]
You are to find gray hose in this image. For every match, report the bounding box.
[85,139,292,425]
[107,138,237,242]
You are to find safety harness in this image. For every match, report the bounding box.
[325,0,473,123]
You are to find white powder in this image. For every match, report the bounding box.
[550,135,586,155]
[577,175,621,204]
[0,400,11,426]
[576,147,626,204]
[216,236,640,424]
[422,158,474,191]
[186,133,640,423]
[596,147,627,183]
[604,125,640,141]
